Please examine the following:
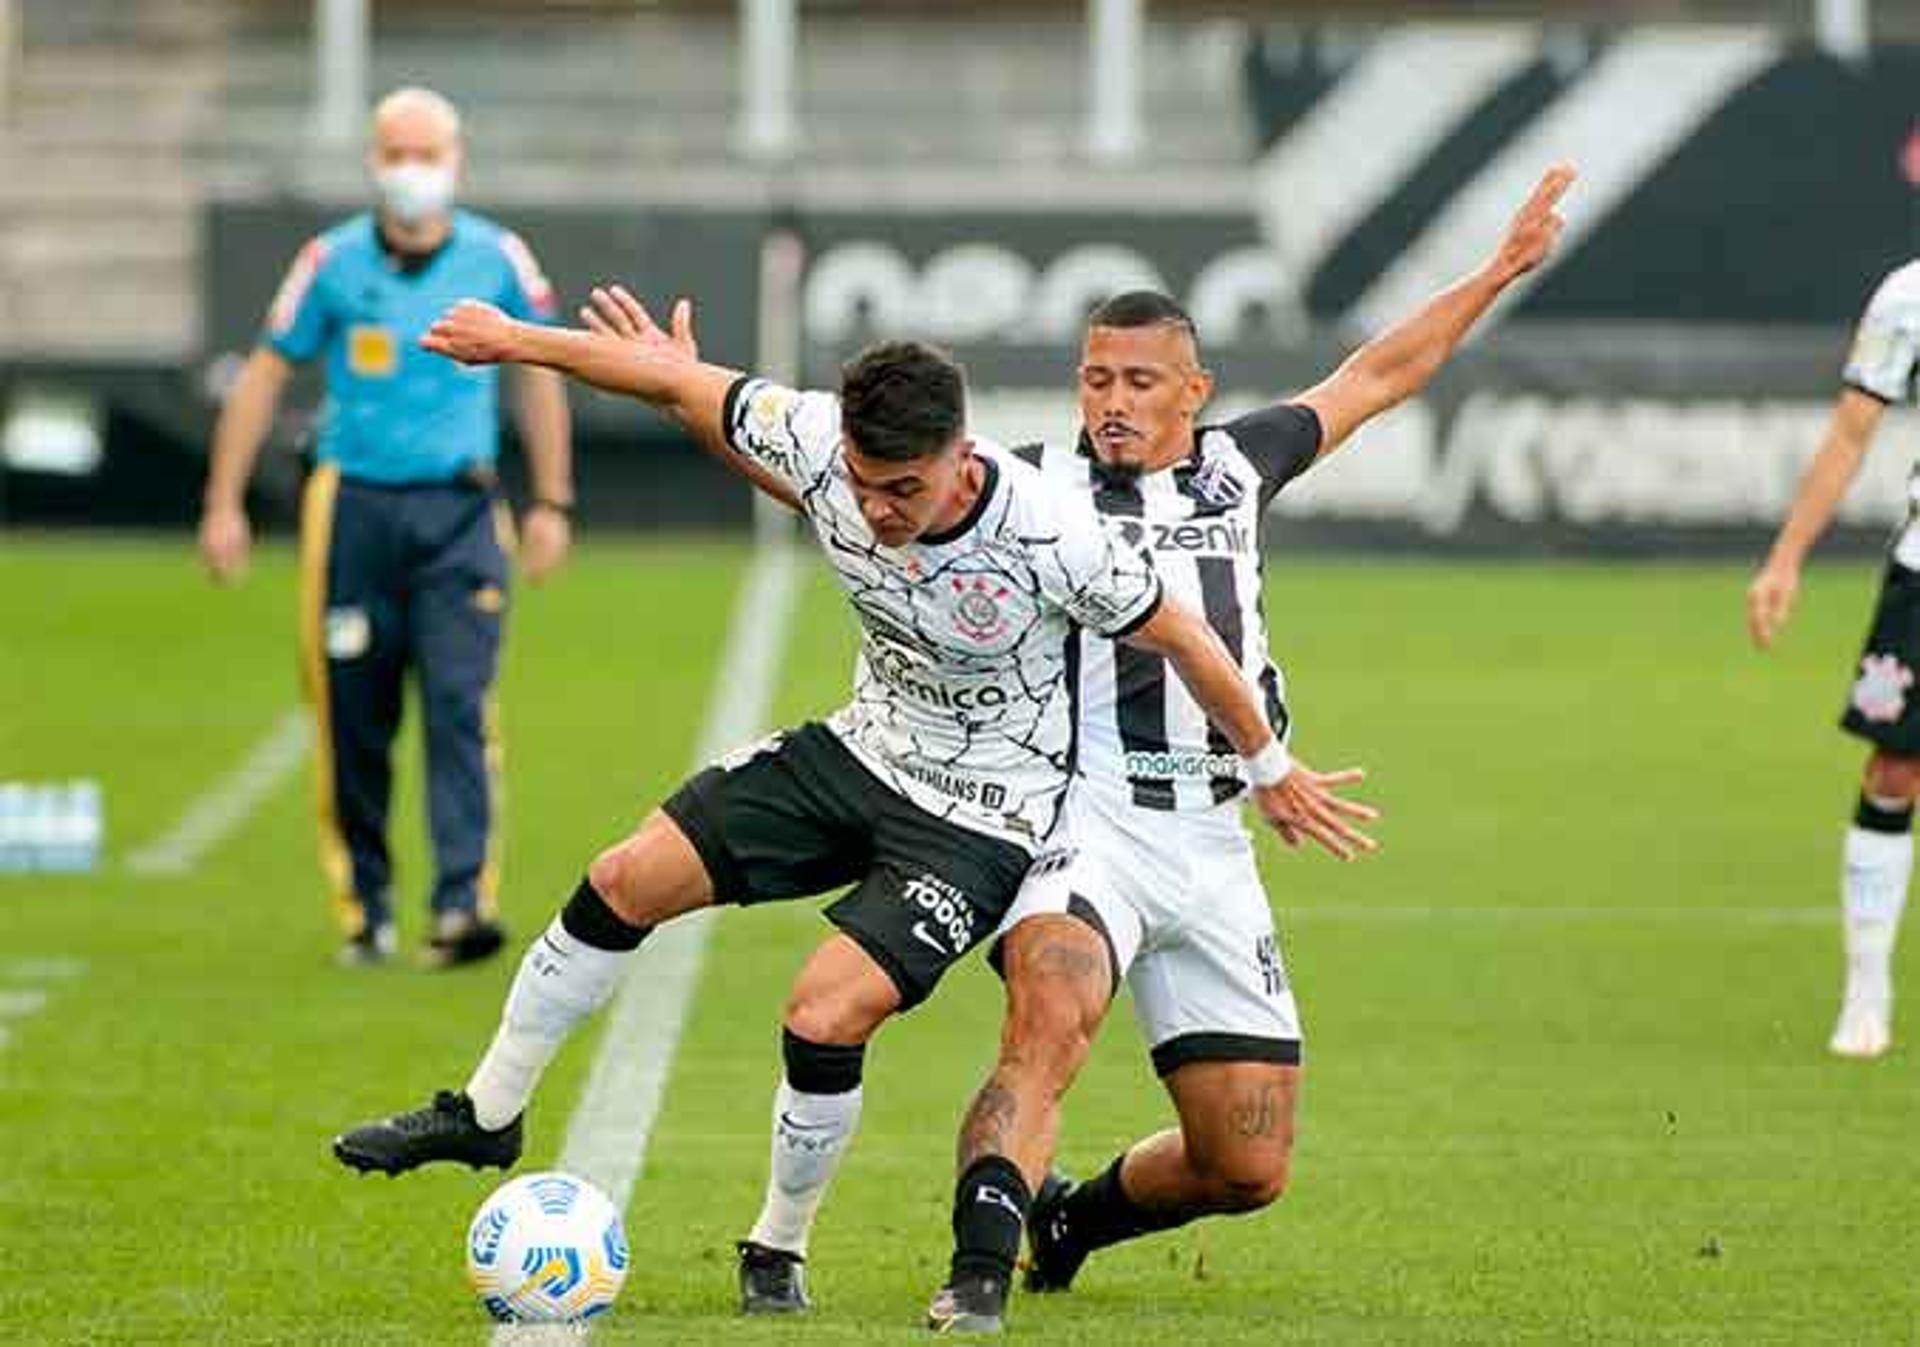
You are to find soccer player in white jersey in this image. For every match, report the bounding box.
[903,163,1572,1332]
[1749,256,1920,1059]
[327,286,1377,1315]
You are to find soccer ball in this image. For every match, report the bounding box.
[465,1171,630,1323]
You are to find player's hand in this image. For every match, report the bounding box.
[1251,761,1379,862]
[580,286,700,366]
[1491,163,1575,284]
[1747,558,1801,650]
[519,503,571,582]
[421,300,518,366]
[198,502,252,584]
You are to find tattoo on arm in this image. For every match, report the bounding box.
[957,1078,1019,1169]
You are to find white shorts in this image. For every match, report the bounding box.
[999,779,1302,1075]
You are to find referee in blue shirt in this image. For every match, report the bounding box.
[198,87,574,968]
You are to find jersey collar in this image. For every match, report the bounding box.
[918,454,1001,546]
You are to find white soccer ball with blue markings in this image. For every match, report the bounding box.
[465,1171,629,1323]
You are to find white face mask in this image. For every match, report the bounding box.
[374,162,456,225]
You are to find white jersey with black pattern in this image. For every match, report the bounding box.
[1024,403,1322,813]
[1843,260,1920,567]
[722,376,1162,850]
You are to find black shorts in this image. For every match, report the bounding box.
[1841,562,1920,756]
[661,722,1032,1009]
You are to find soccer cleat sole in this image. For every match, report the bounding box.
[330,1137,516,1176]
[927,1310,1004,1335]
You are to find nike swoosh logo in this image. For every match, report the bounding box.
[910,921,949,955]
[779,1112,837,1134]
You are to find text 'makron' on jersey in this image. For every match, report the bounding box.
[723,376,1162,850]
[1017,403,1322,813]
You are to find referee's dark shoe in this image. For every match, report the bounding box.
[332,1089,522,1175]
[1024,1170,1088,1292]
[925,1275,1006,1335]
[737,1240,811,1315]
[421,910,507,969]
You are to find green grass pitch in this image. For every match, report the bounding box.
[0,536,1916,1344]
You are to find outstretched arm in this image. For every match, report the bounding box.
[422,290,801,512]
[1297,163,1575,454]
[1747,387,1887,649]
[577,287,802,512]
[1122,597,1378,861]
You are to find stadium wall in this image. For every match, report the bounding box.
[8,31,1919,552]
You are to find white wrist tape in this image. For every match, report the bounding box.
[1244,740,1293,788]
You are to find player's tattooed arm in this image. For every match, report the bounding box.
[1295,163,1575,455]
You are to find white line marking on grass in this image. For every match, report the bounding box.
[491,542,802,1346]
[0,961,80,1057]
[1287,904,1834,925]
[126,709,312,876]
[0,990,49,1018]
[3,958,85,981]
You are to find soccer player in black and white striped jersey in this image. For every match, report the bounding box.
[937,165,1575,1324]
[332,282,1379,1330]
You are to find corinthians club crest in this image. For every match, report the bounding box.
[951,576,1010,643]
[1852,653,1915,724]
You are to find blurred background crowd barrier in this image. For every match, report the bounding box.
[0,0,1913,551]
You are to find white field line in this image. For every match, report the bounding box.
[0,961,82,1056]
[491,540,802,1344]
[1283,904,1833,925]
[125,709,312,876]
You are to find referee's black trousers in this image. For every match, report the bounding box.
[298,465,509,937]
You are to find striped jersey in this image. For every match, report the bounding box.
[1019,403,1323,812]
[262,210,557,484]
[1844,259,1920,565]
[722,376,1163,851]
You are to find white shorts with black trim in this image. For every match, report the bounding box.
[998,778,1302,1075]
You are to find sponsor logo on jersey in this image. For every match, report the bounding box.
[1124,749,1244,779]
[1853,653,1915,723]
[895,759,1008,809]
[902,872,976,958]
[1112,517,1253,557]
[867,645,1012,712]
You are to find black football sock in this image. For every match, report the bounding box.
[949,1155,1030,1286]
[1059,1153,1194,1254]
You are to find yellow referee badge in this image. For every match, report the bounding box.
[347,324,399,377]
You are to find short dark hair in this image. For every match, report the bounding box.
[1086,290,1197,340]
[839,340,968,462]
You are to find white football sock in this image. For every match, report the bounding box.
[1841,825,1911,1010]
[747,1079,864,1256]
[466,916,631,1130]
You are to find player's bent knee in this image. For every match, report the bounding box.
[1003,994,1095,1091]
[1204,1152,1291,1212]
[584,813,710,926]
[784,946,900,1046]
[783,989,887,1046]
